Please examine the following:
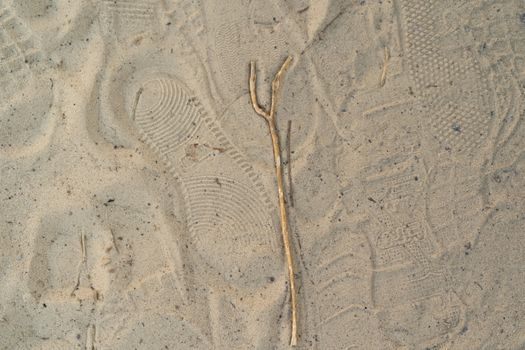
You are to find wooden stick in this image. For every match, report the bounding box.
[109,227,119,254]
[131,87,144,120]
[249,56,298,346]
[80,231,86,263]
[71,231,86,296]
[380,47,390,87]
[286,120,294,207]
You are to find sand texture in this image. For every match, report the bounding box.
[1,0,525,349]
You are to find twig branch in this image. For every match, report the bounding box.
[286,120,294,207]
[270,56,293,117]
[380,47,390,87]
[71,231,86,296]
[249,62,270,120]
[249,56,298,346]
[131,87,144,120]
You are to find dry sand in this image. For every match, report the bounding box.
[1,0,525,349]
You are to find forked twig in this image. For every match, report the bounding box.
[249,56,298,346]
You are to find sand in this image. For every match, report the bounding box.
[1,0,525,349]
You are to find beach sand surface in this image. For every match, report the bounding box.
[1,0,525,349]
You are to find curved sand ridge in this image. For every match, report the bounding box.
[134,77,203,151]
